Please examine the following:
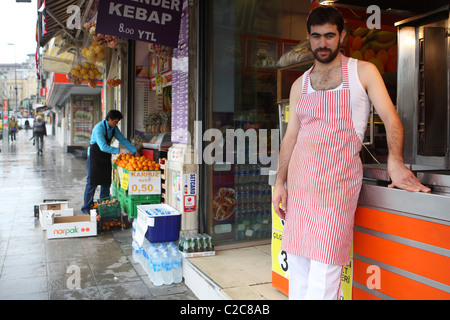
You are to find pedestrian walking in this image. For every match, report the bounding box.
[272,6,430,300]
[9,116,19,142]
[81,110,139,215]
[33,115,47,155]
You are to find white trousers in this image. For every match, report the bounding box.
[287,253,343,300]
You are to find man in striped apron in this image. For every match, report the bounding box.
[272,6,430,300]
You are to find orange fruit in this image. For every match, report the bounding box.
[376,49,390,67]
[387,44,397,58]
[351,50,363,60]
[363,49,376,61]
[352,36,362,50]
[386,57,397,73]
[346,35,354,48]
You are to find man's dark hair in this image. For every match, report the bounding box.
[106,110,123,121]
[307,6,344,34]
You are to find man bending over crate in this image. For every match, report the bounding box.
[81,110,139,215]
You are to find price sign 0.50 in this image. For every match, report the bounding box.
[127,171,161,195]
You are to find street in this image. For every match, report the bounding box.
[0,128,197,300]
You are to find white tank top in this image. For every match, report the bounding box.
[304,57,371,143]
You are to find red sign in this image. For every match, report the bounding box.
[184,195,196,212]
[40,87,48,97]
[3,99,9,126]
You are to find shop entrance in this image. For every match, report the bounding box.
[202,0,312,248]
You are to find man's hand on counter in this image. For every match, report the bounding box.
[388,160,431,193]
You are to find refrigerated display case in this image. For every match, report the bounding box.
[70,94,101,146]
[140,132,173,162]
[202,0,314,248]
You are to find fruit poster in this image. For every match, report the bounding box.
[72,95,95,145]
[345,26,397,74]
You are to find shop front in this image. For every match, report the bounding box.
[37,0,449,300]
[44,72,102,154]
[267,1,450,300]
[198,0,312,249]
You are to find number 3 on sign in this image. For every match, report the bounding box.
[278,250,289,276]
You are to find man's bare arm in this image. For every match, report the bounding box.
[272,76,303,219]
[359,61,430,193]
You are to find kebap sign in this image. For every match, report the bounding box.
[96,0,183,47]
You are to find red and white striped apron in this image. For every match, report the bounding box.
[281,55,363,266]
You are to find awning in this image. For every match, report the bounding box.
[37,0,99,48]
[41,36,75,74]
[32,104,49,110]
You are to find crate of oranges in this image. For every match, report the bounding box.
[97,197,121,219]
[113,153,161,172]
[112,153,162,199]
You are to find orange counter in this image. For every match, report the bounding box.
[272,182,450,300]
[353,183,450,300]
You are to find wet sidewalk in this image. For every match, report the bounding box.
[0,129,198,300]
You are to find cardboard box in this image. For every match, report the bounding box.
[39,202,74,231]
[45,210,97,239]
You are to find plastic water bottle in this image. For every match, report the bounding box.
[171,249,183,283]
[146,243,156,282]
[132,220,136,239]
[162,249,173,285]
[152,249,164,286]
[168,242,177,253]
[137,243,144,266]
[156,242,166,251]
[132,240,139,263]
[141,239,150,275]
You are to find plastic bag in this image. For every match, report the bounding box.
[67,38,103,88]
[277,40,314,67]
[81,15,106,64]
[106,49,122,88]
[84,13,119,49]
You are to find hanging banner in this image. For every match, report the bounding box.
[96,0,183,47]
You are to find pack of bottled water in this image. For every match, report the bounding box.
[132,220,183,286]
